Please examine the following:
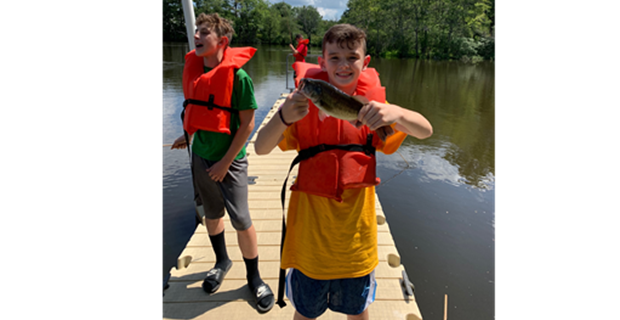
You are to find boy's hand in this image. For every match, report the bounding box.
[358,101,433,140]
[280,89,309,125]
[356,101,403,131]
[170,135,187,150]
[206,160,230,183]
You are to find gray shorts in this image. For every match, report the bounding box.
[192,152,252,231]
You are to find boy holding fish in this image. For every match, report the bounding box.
[255,24,432,320]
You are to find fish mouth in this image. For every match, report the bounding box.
[298,79,307,96]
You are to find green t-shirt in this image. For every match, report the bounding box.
[191,67,257,161]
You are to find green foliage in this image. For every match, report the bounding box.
[295,6,322,44]
[341,0,495,60]
[163,0,187,42]
[162,0,494,60]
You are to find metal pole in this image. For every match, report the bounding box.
[181,0,196,51]
[286,53,290,91]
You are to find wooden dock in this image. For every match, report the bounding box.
[163,93,423,320]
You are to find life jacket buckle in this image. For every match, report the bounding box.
[207,94,215,110]
[365,134,373,155]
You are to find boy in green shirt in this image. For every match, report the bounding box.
[171,12,274,313]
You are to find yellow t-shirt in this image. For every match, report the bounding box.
[278,121,407,280]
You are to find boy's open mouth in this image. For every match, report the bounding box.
[196,44,203,48]
[336,72,352,78]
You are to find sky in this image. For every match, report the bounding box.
[276,0,348,21]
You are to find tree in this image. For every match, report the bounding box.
[295,6,321,44]
[195,0,234,19]
[342,0,391,56]
[163,0,494,59]
[163,0,187,42]
[227,0,269,44]
[272,2,298,45]
[261,6,281,43]
[488,0,494,36]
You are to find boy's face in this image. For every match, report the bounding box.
[319,41,370,94]
[194,23,227,57]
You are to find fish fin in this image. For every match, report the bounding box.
[348,119,363,128]
[352,95,369,105]
[376,128,386,142]
[318,109,330,122]
[376,126,395,142]
[351,96,369,126]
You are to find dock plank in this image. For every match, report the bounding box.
[164,94,423,320]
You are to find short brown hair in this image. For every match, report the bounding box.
[322,24,367,55]
[195,13,234,44]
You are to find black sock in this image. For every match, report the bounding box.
[209,231,232,270]
[244,256,263,291]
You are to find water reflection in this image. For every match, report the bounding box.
[382,144,466,187]
[378,140,493,190]
[370,57,495,191]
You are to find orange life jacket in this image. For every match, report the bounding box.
[182,46,256,135]
[289,62,387,201]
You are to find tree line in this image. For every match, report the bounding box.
[342,0,494,60]
[163,0,494,61]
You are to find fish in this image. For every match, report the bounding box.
[297,78,394,141]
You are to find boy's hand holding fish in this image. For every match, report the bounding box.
[355,101,403,131]
[357,100,433,140]
[254,89,308,155]
[279,89,310,126]
[359,100,433,140]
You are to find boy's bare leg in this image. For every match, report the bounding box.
[205,217,225,235]
[294,311,316,320]
[347,309,369,320]
[237,224,258,259]
[205,218,258,259]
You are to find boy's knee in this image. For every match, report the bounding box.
[346,309,369,320]
[294,310,316,320]
[204,217,224,234]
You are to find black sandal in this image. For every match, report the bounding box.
[202,262,232,294]
[253,283,275,313]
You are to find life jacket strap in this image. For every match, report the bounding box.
[298,136,376,160]
[275,133,375,308]
[183,95,240,114]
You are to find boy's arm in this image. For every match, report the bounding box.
[255,89,309,155]
[289,44,298,54]
[171,133,193,149]
[357,101,433,140]
[206,109,255,182]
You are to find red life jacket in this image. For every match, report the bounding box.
[289,62,387,201]
[293,39,309,62]
[182,46,256,135]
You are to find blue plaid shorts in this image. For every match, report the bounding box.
[285,268,377,318]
